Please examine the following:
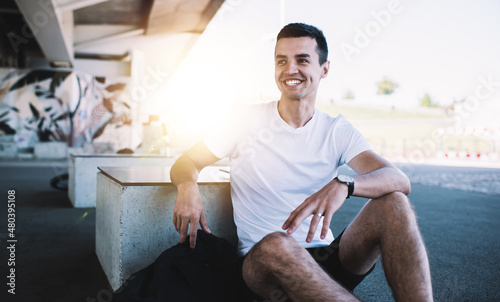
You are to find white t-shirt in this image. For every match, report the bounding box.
[205,101,371,256]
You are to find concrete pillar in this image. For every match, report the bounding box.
[95,171,236,290]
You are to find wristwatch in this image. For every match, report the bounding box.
[336,175,355,199]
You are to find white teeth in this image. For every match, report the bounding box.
[285,80,301,86]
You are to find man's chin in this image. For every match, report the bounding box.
[281,93,303,101]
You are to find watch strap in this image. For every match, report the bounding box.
[346,181,354,198]
[336,176,354,199]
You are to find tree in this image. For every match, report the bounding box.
[343,90,355,100]
[376,77,399,95]
[419,93,438,107]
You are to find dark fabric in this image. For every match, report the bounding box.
[307,230,376,292]
[112,230,241,302]
[237,230,376,301]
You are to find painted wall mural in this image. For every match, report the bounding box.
[0,68,133,151]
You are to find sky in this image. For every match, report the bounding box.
[158,0,500,132]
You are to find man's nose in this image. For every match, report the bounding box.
[284,61,298,75]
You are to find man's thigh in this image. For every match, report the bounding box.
[338,192,412,275]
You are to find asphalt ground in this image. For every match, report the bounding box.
[0,164,499,301]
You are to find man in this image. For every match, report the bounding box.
[170,23,433,301]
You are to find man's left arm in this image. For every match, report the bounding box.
[348,150,411,198]
[282,150,410,242]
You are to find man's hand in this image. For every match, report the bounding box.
[173,182,211,248]
[282,179,349,243]
[170,141,221,248]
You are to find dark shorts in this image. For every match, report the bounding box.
[238,230,375,301]
[306,230,375,291]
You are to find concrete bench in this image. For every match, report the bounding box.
[96,166,236,291]
[68,151,177,208]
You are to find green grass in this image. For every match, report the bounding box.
[316,103,493,158]
[317,103,450,140]
[317,103,444,121]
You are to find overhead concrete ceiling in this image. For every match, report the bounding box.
[0,0,224,76]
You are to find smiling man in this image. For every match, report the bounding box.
[170,23,433,301]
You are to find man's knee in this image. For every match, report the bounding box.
[245,232,302,269]
[242,232,300,288]
[371,192,417,224]
[253,231,298,257]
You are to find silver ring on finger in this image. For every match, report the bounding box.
[313,212,323,218]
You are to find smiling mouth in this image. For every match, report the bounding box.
[285,79,303,86]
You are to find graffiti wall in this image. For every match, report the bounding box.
[0,68,133,151]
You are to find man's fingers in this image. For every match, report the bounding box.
[200,211,211,234]
[282,211,296,231]
[283,213,300,234]
[285,208,313,235]
[282,198,310,229]
[179,219,189,244]
[306,213,322,243]
[177,215,204,248]
[173,215,178,232]
[282,201,311,232]
[321,211,333,240]
[189,217,198,248]
[174,215,182,233]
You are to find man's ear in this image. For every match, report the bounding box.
[321,60,330,79]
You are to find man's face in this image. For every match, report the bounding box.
[274,37,329,102]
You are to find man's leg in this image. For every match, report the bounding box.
[242,192,432,301]
[242,232,360,302]
[339,192,433,301]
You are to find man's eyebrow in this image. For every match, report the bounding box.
[275,53,311,59]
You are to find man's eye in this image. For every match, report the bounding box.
[277,60,286,65]
[299,59,308,63]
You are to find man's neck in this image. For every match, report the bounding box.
[277,98,316,128]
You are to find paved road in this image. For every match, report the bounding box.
[400,164,500,195]
[340,163,500,196]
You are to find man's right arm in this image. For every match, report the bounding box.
[170,140,221,248]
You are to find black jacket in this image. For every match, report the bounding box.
[112,230,242,302]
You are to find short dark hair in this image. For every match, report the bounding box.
[277,23,328,65]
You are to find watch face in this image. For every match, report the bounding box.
[338,175,354,183]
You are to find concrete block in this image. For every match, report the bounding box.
[0,142,17,158]
[0,135,16,158]
[68,155,177,208]
[34,142,68,159]
[95,172,235,291]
